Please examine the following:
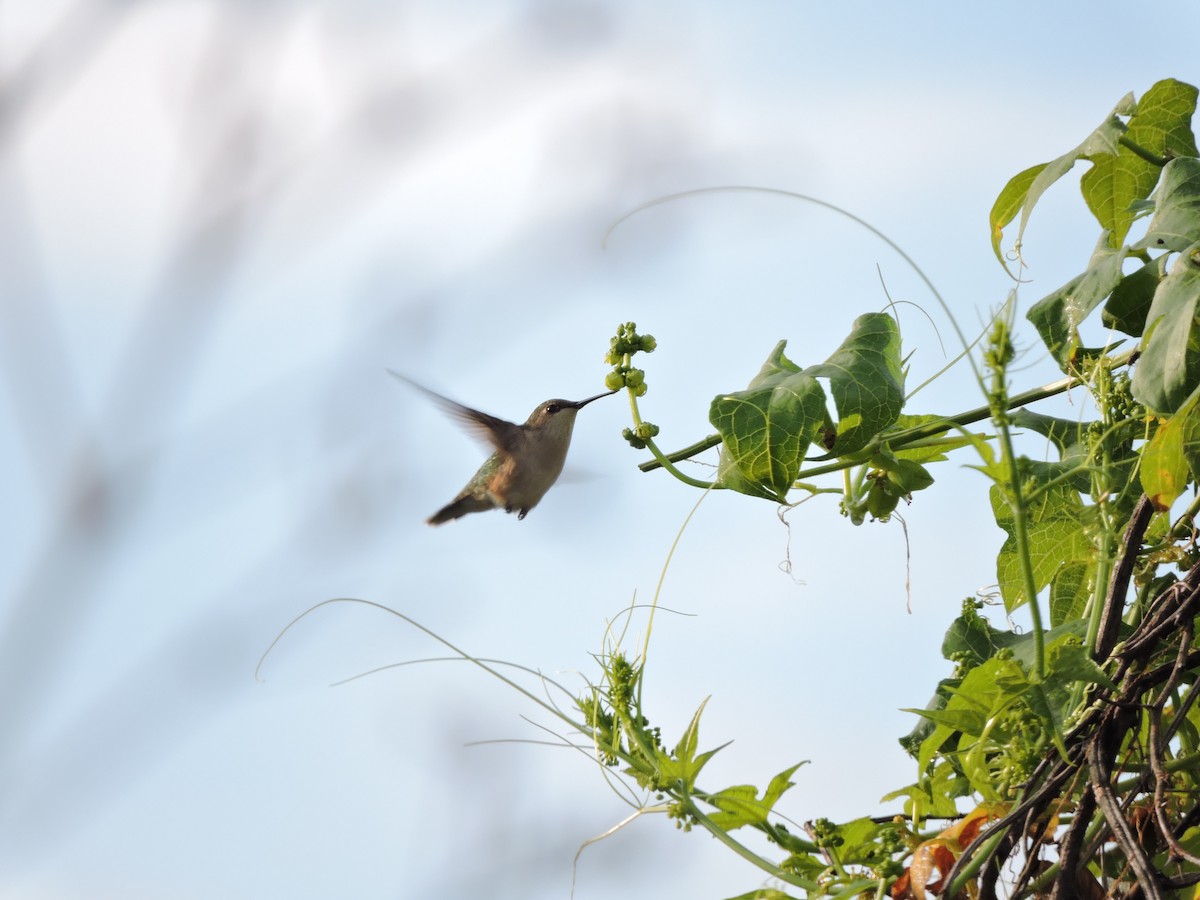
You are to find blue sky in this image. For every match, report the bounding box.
[1,3,1197,898]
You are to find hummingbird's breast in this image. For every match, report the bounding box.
[495,427,573,510]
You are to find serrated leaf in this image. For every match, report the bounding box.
[711,342,828,500]
[902,705,988,736]
[1082,78,1199,247]
[655,698,725,791]
[990,92,1135,273]
[804,312,905,456]
[991,482,1093,612]
[883,764,969,820]
[1131,242,1200,414]
[706,763,804,831]
[1133,157,1200,252]
[1026,235,1128,367]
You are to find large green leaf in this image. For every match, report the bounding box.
[1102,253,1170,336]
[1132,157,1200,253]
[1026,236,1128,367]
[1081,78,1199,248]
[991,481,1093,612]
[710,342,829,500]
[804,312,905,456]
[990,91,1134,271]
[1131,241,1200,414]
[711,313,903,500]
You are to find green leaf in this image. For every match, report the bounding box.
[1131,242,1200,414]
[885,414,979,463]
[991,481,1093,612]
[1008,408,1090,455]
[990,163,1046,264]
[711,342,829,500]
[990,91,1134,272]
[711,314,904,500]
[1133,157,1200,253]
[885,457,934,493]
[1081,78,1199,247]
[912,656,1009,773]
[725,891,794,900]
[1049,561,1092,627]
[1025,236,1128,367]
[941,608,1024,667]
[898,677,957,758]
[1007,409,1093,493]
[804,312,905,456]
[705,763,804,831]
[1182,394,1200,481]
[903,705,989,736]
[1045,636,1117,692]
[882,761,969,818]
[1141,414,1191,511]
[1102,253,1170,336]
[655,698,725,791]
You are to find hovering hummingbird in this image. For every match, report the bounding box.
[388,370,616,525]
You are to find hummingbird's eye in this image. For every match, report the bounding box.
[546,403,561,414]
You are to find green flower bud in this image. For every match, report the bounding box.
[639,334,657,352]
[624,368,645,388]
[604,370,626,391]
[622,427,646,450]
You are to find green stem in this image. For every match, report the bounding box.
[1169,492,1200,541]
[1118,135,1171,167]
[678,791,820,891]
[996,417,1046,682]
[643,439,718,489]
[945,828,1006,898]
[624,358,717,490]
[1082,505,1116,663]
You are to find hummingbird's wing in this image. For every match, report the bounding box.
[388,369,523,453]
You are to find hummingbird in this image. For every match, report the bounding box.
[388,370,616,525]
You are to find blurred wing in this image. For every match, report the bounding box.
[387,369,522,452]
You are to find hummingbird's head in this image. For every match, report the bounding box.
[524,389,617,433]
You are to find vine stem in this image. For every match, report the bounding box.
[984,301,1049,684]
[677,789,822,892]
[623,353,717,490]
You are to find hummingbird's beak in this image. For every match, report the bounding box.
[568,388,619,409]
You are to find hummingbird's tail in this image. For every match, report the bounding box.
[427,494,496,525]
